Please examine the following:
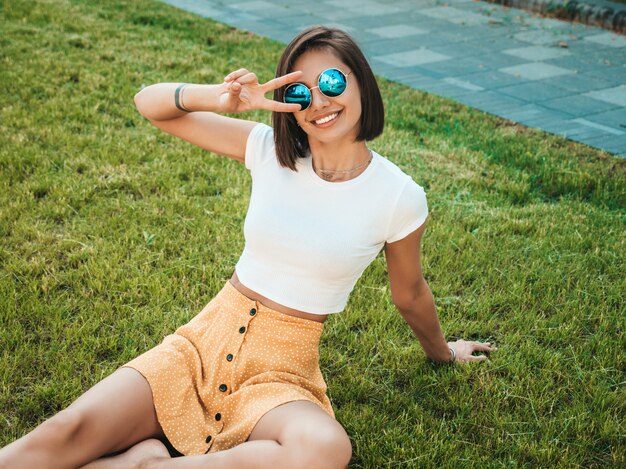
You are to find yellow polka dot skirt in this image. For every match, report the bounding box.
[121,280,335,455]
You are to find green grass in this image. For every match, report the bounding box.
[1,0,624,467]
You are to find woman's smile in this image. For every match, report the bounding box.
[311,110,342,127]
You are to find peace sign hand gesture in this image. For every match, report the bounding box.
[219,68,303,114]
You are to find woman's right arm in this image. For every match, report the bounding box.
[133,69,302,163]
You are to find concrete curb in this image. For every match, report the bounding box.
[484,0,626,33]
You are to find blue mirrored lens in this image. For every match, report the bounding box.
[318,69,347,97]
[284,83,311,110]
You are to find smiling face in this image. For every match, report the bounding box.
[291,48,362,146]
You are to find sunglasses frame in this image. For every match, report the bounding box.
[283,68,352,112]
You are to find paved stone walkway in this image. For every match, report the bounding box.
[161,0,626,157]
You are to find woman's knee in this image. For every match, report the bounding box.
[317,426,353,469]
[284,423,352,469]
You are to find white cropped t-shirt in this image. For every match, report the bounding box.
[234,123,428,314]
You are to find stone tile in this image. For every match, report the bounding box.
[476,99,528,116]
[428,41,501,58]
[418,82,480,99]
[300,6,351,20]
[584,85,626,107]
[536,120,579,137]
[387,64,450,79]
[542,95,621,118]
[502,46,571,61]
[541,73,623,93]
[327,12,402,30]
[571,118,625,136]
[268,12,320,28]
[567,24,608,38]
[263,0,302,5]
[514,30,574,46]
[161,0,223,18]
[520,115,589,133]
[394,73,441,90]
[539,119,612,139]
[551,43,620,62]
[583,108,626,131]
[583,32,626,48]
[461,70,526,89]
[347,10,452,29]
[418,6,492,26]
[455,90,526,110]
[231,1,276,11]
[499,63,576,80]
[585,66,626,85]
[502,103,567,124]
[265,27,300,44]
[545,55,610,73]
[386,0,439,7]
[442,77,485,91]
[321,22,358,33]
[374,48,450,67]
[476,35,532,52]
[316,0,405,18]
[211,10,260,23]
[497,82,573,102]
[320,0,365,6]
[363,39,424,57]
[419,56,491,77]
[435,23,511,42]
[565,135,608,152]
[487,52,534,69]
[230,19,285,37]
[475,3,530,22]
[597,49,626,66]
[325,0,405,13]
[583,134,626,156]
[367,25,428,39]
[518,16,574,30]
[285,16,357,33]
[494,103,546,121]
[395,33,480,50]
[350,30,389,46]
[346,2,404,15]
[255,6,310,19]
[370,62,436,82]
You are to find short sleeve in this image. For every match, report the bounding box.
[245,123,275,173]
[386,179,429,243]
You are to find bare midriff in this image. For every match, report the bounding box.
[229,272,329,324]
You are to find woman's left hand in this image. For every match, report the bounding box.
[448,339,496,363]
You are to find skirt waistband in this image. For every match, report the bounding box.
[221,280,324,331]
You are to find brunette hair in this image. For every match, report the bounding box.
[272,26,384,171]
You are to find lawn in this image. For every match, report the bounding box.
[0,0,624,467]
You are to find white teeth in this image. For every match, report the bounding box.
[314,112,338,125]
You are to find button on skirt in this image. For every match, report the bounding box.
[121,280,334,455]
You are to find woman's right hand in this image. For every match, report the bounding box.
[219,68,303,114]
[448,339,495,363]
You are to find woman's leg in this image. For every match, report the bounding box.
[94,400,352,469]
[0,367,167,469]
[241,400,352,469]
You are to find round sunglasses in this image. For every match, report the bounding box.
[283,68,352,111]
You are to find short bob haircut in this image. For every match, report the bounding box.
[272,26,384,171]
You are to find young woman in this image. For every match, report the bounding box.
[0,26,494,469]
